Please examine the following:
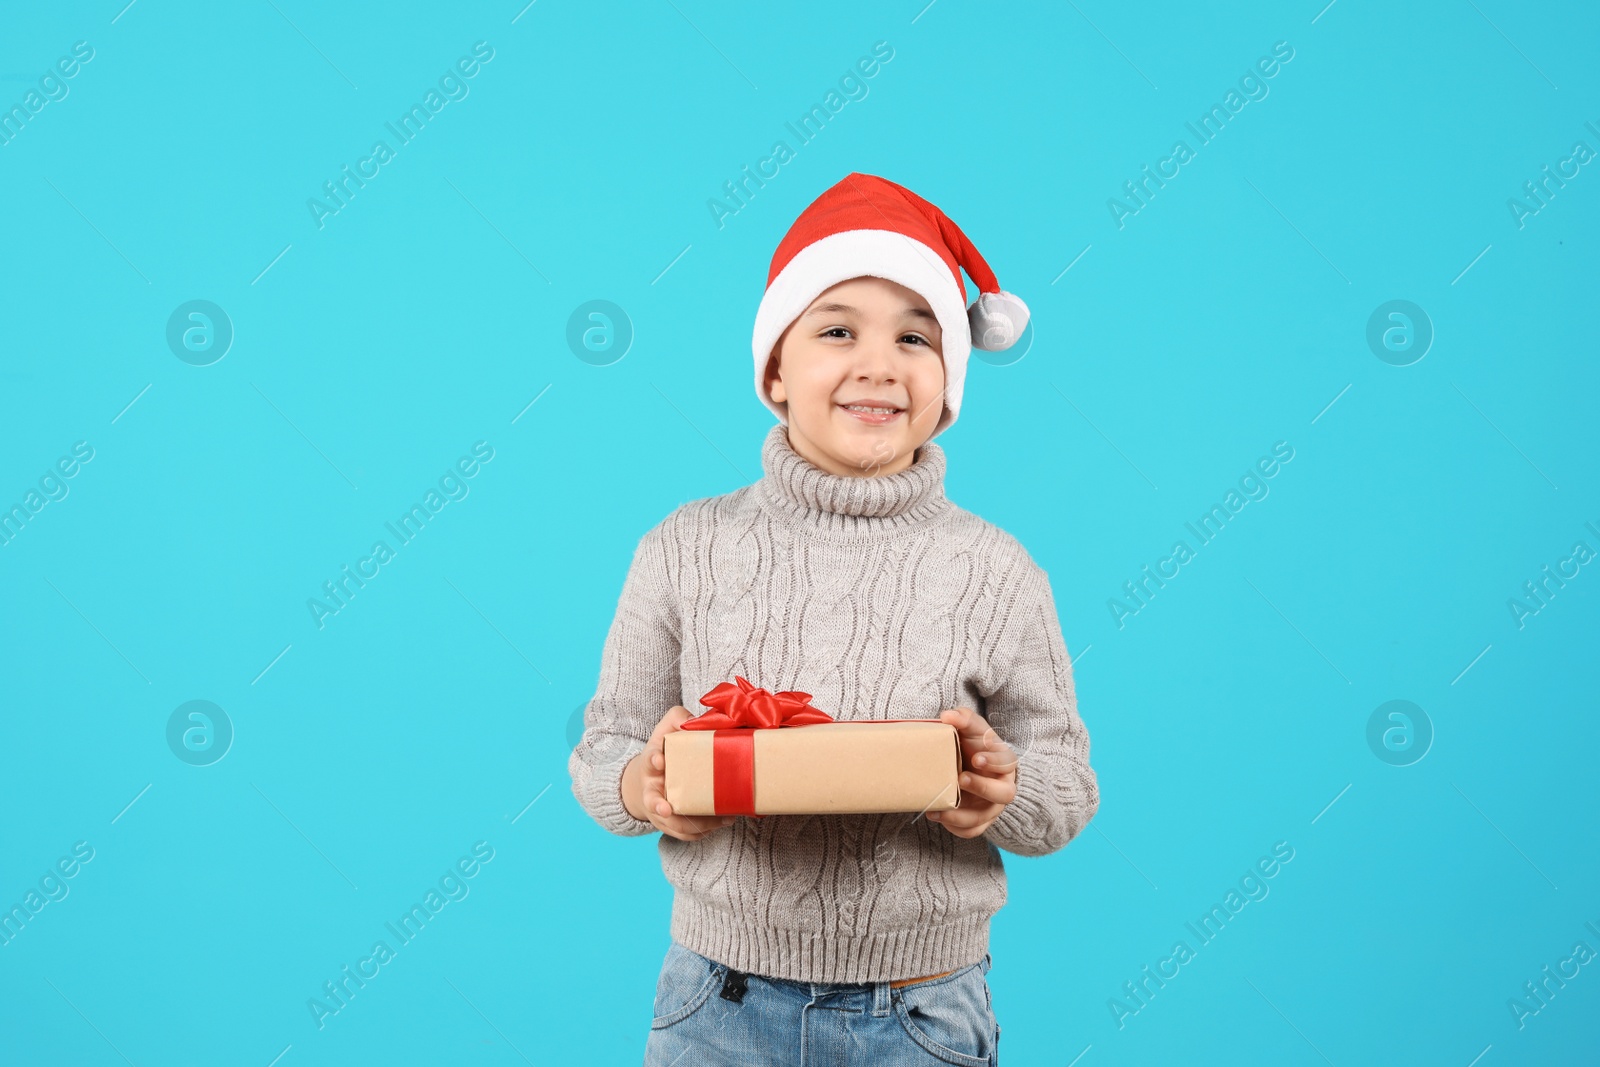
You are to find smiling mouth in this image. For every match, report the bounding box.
[838,403,905,424]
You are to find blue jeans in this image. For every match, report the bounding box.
[643,940,1001,1066]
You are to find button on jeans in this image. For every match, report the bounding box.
[643,940,1002,1066]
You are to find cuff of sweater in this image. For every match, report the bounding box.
[983,752,1057,857]
[587,746,659,837]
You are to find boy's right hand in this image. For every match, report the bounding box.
[626,705,739,842]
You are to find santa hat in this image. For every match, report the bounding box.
[752,172,1029,439]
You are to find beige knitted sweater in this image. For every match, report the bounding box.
[569,422,1098,983]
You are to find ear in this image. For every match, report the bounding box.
[764,350,785,405]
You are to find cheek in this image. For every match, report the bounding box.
[784,354,824,389]
[779,358,837,407]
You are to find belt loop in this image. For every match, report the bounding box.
[872,978,892,1017]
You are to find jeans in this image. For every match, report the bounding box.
[643,940,1001,1066]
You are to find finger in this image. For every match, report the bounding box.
[927,795,997,826]
[929,805,997,837]
[971,741,1018,775]
[958,720,1016,772]
[641,770,672,819]
[667,826,726,842]
[649,707,690,746]
[642,743,665,780]
[662,813,736,840]
[940,708,993,767]
[938,707,977,738]
[940,708,1009,762]
[958,772,1016,806]
[942,706,995,743]
[650,710,691,774]
[660,824,703,842]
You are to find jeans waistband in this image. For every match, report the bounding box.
[724,958,979,1019]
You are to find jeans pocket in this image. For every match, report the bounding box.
[892,962,998,1067]
[650,941,724,1031]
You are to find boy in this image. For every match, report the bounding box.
[570,173,1099,1065]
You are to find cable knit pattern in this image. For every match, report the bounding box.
[569,423,1099,983]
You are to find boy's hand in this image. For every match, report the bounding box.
[927,707,1018,838]
[625,705,739,842]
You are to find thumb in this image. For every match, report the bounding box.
[654,705,693,739]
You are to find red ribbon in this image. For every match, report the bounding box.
[678,676,834,816]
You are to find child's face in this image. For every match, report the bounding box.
[765,276,946,478]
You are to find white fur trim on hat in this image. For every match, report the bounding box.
[752,229,971,439]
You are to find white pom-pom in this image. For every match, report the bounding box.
[967,290,1030,351]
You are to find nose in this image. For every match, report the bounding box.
[851,332,900,383]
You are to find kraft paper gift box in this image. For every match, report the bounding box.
[662,677,963,817]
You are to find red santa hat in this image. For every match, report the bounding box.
[752,172,1029,439]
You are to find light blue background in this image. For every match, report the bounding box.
[2,1,1596,1064]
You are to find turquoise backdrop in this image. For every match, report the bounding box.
[1,1,1596,1064]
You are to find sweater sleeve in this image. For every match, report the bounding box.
[980,563,1099,858]
[568,517,681,837]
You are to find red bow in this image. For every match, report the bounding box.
[680,675,835,730]
[676,677,834,817]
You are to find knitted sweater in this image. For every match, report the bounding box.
[569,422,1099,983]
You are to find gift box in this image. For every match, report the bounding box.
[663,677,963,817]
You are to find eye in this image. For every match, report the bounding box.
[900,333,931,347]
[821,326,852,339]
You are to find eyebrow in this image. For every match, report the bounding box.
[803,302,938,323]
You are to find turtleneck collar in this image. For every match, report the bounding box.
[754,422,952,537]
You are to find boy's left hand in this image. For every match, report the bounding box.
[928,707,1018,838]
